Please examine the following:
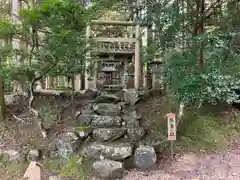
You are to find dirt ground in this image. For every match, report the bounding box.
[1,91,240,180]
[123,94,240,180]
[2,143,240,180]
[124,138,240,180]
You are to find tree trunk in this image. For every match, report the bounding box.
[192,0,200,37]
[192,0,205,67]
[199,0,205,67]
[0,77,5,120]
[71,76,75,99]
[12,0,24,93]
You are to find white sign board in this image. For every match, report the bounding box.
[166,113,176,141]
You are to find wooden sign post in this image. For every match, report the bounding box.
[166,113,176,158]
[23,161,41,180]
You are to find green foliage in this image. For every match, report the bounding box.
[141,0,240,107]
[0,0,117,88]
[20,0,90,79]
[164,32,240,106]
[0,21,15,39]
[60,155,91,179]
[44,155,92,179]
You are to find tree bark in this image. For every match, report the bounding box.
[199,0,205,67]
[192,0,205,67]
[0,76,6,120]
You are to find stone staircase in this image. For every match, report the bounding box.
[51,89,157,179]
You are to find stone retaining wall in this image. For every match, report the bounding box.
[1,89,158,180]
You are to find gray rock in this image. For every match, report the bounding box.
[92,128,126,141]
[51,130,82,159]
[4,94,24,105]
[27,149,40,161]
[75,114,94,126]
[92,103,122,116]
[123,89,140,105]
[80,103,93,115]
[123,88,150,105]
[93,160,123,180]
[1,150,21,162]
[133,146,157,170]
[123,110,141,122]
[80,142,133,160]
[126,120,145,142]
[79,88,99,98]
[129,110,141,119]
[91,115,122,128]
[115,90,125,101]
[118,101,127,109]
[138,88,150,99]
[94,94,120,104]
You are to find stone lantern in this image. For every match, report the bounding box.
[150,60,163,89]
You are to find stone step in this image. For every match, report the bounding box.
[92,103,122,116]
[91,115,122,128]
[93,160,123,180]
[94,94,121,104]
[92,128,126,141]
[80,142,133,161]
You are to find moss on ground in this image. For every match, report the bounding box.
[139,95,240,154]
[44,155,92,179]
[145,99,240,153]
[176,113,240,153]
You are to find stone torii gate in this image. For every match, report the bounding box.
[73,19,141,90]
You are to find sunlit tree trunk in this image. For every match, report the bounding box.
[32,0,43,90]
[12,0,24,93]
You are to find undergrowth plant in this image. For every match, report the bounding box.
[164,31,240,107]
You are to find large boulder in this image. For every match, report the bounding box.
[115,90,125,101]
[1,149,21,162]
[123,89,140,105]
[123,88,150,105]
[80,103,93,115]
[50,130,82,158]
[80,142,133,160]
[92,128,126,141]
[4,94,24,105]
[133,146,157,170]
[91,115,122,128]
[79,88,99,98]
[75,114,94,126]
[138,88,150,99]
[94,94,120,104]
[93,160,123,180]
[26,149,40,161]
[122,110,141,122]
[92,103,122,116]
[126,120,145,142]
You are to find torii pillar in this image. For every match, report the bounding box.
[134,0,141,89]
[84,24,91,89]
